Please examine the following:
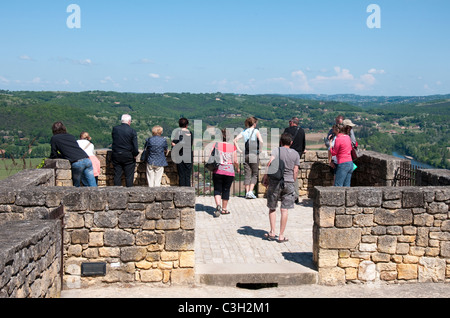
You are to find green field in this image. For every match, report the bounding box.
[0,158,44,181]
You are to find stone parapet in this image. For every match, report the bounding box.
[0,220,62,298]
[258,150,334,198]
[352,151,409,187]
[417,169,450,186]
[313,186,450,285]
[62,186,196,289]
[95,149,178,187]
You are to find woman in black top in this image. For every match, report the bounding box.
[171,118,193,187]
[50,122,97,187]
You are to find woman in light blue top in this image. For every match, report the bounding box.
[144,125,168,187]
[234,117,264,199]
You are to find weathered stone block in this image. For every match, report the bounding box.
[145,202,162,220]
[318,267,345,286]
[107,191,128,210]
[397,264,418,280]
[62,191,89,211]
[140,269,163,282]
[118,210,144,229]
[427,202,448,214]
[357,188,382,207]
[171,268,195,285]
[174,190,195,208]
[314,206,335,228]
[89,191,107,211]
[374,208,413,226]
[71,229,89,244]
[180,208,195,230]
[94,211,118,228]
[15,191,46,207]
[418,257,446,282]
[104,229,134,247]
[441,241,450,258]
[165,230,194,251]
[315,187,345,207]
[377,235,397,254]
[120,246,147,262]
[402,189,424,208]
[317,228,361,249]
[135,231,158,245]
[358,260,377,282]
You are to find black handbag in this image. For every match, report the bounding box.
[140,139,150,162]
[205,143,220,172]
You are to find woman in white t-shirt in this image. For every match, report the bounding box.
[233,117,263,199]
[77,132,101,185]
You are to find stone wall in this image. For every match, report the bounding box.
[0,163,196,292]
[0,220,62,298]
[417,169,450,186]
[352,151,409,187]
[95,149,178,187]
[257,150,334,198]
[313,186,450,285]
[62,186,195,289]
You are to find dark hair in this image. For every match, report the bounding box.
[52,122,67,135]
[221,129,228,142]
[289,117,299,125]
[179,118,189,128]
[244,117,257,128]
[280,132,293,146]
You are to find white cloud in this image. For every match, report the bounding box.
[19,55,36,61]
[0,76,10,83]
[290,70,313,92]
[149,73,160,79]
[133,58,154,64]
[368,68,385,74]
[100,76,120,87]
[312,67,354,83]
[76,58,93,66]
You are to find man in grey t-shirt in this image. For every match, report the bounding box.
[262,133,300,243]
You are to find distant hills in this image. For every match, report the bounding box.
[0,90,449,168]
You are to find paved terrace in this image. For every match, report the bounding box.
[62,195,450,298]
[194,196,317,286]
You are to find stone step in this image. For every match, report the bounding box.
[196,263,318,287]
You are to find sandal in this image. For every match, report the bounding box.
[263,233,277,241]
[221,209,231,215]
[214,205,222,218]
[277,237,289,243]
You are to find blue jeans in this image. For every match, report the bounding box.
[334,161,354,187]
[72,158,97,187]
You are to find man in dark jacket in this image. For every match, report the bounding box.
[111,114,139,187]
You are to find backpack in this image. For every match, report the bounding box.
[245,128,260,155]
[267,147,285,187]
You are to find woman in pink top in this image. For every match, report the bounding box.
[212,129,239,217]
[330,125,354,187]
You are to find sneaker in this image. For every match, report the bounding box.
[214,205,222,218]
[247,192,257,199]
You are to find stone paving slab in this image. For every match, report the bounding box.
[194,196,317,286]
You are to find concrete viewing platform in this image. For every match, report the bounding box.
[194,196,318,286]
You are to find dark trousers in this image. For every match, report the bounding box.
[177,162,192,187]
[213,174,235,201]
[112,151,136,187]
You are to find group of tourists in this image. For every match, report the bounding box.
[49,113,358,244]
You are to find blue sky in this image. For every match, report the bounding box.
[0,0,449,96]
